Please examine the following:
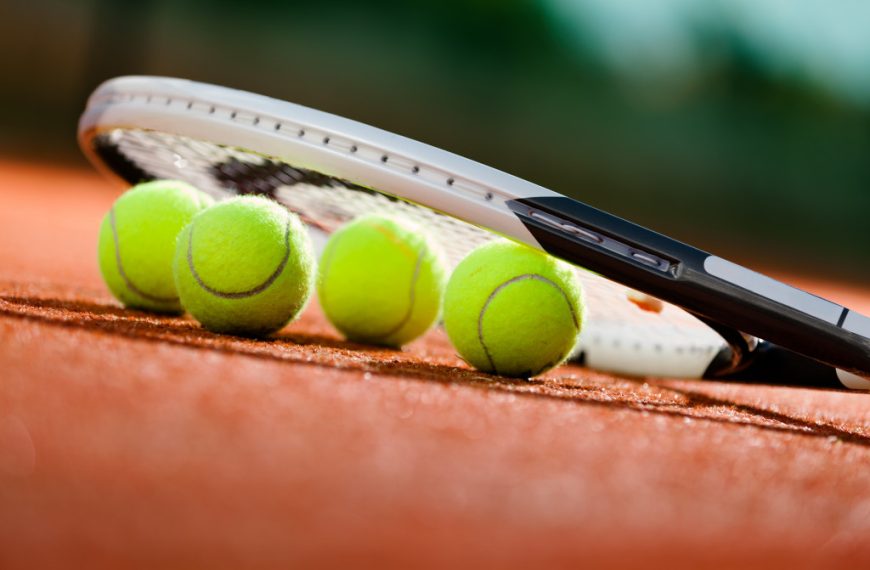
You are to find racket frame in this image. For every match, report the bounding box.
[78,76,870,385]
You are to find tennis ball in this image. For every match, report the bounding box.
[97,179,213,314]
[443,240,584,378]
[318,214,447,347]
[173,196,315,337]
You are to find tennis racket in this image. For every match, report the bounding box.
[77,76,870,389]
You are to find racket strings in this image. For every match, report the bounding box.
[96,129,496,267]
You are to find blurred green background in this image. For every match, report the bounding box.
[1,0,868,279]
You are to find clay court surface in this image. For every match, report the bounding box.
[1,159,869,569]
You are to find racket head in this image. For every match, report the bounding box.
[79,75,725,378]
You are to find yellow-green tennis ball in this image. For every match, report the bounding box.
[173,196,314,337]
[318,214,447,347]
[97,179,213,314]
[443,240,584,378]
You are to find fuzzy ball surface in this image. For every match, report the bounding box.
[443,240,584,378]
[318,214,447,347]
[97,179,213,314]
[173,196,315,336]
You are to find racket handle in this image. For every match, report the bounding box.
[705,341,858,389]
[508,196,870,380]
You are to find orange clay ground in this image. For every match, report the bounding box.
[1,159,869,569]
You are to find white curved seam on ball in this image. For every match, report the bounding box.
[476,273,580,375]
[187,213,291,299]
[321,222,426,342]
[110,207,179,303]
[369,249,425,341]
